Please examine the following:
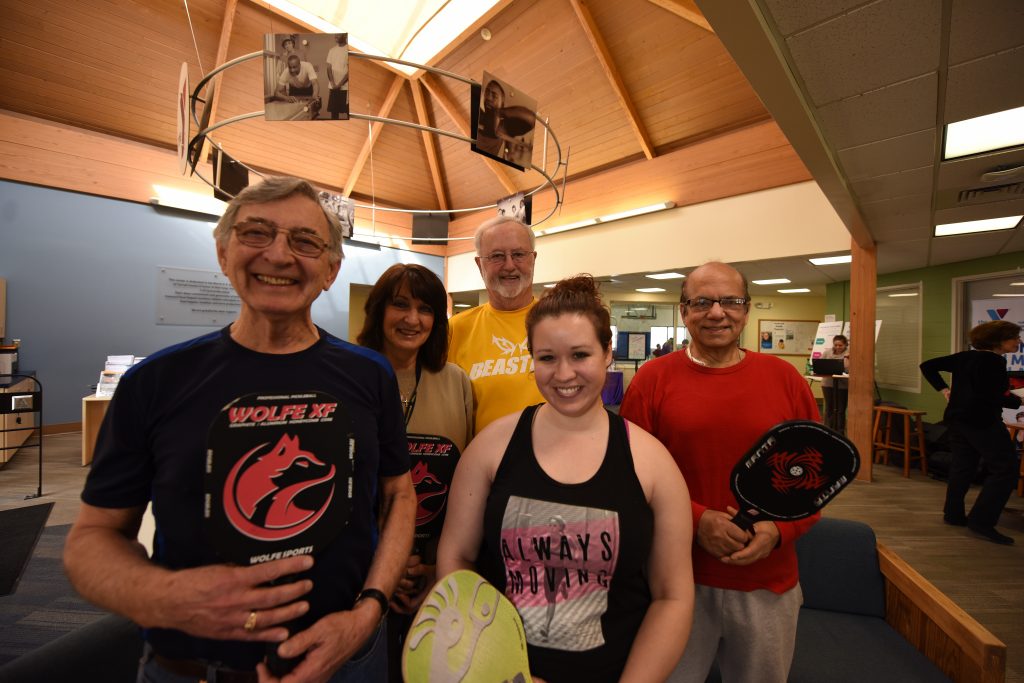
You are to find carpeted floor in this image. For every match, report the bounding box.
[0,503,53,597]
[0,524,108,665]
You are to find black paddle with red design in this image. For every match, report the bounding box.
[204,391,354,675]
[729,420,859,532]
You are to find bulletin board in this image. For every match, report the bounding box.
[757,319,819,356]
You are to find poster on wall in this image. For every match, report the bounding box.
[810,321,845,359]
[970,298,1024,372]
[757,320,818,355]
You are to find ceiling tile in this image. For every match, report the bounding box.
[851,165,934,204]
[945,45,1024,123]
[876,238,930,273]
[948,0,1024,65]
[784,0,941,106]
[860,192,932,230]
[930,231,1019,264]
[817,73,936,149]
[760,0,871,37]
[838,129,936,180]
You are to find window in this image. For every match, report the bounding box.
[875,283,922,392]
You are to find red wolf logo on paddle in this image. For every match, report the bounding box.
[223,433,336,541]
[411,461,449,527]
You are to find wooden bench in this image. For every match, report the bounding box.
[873,405,928,477]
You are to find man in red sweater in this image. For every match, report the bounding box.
[620,261,820,682]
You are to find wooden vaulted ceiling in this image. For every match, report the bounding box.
[0,0,779,228]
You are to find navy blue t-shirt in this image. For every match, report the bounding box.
[82,326,409,667]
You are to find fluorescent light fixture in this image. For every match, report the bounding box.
[636,287,666,293]
[752,278,791,285]
[599,202,676,223]
[537,202,675,237]
[453,303,471,308]
[537,218,597,236]
[888,293,919,297]
[808,255,852,265]
[150,185,226,217]
[934,215,1022,236]
[777,288,810,293]
[646,272,685,280]
[261,0,501,76]
[1011,282,1024,286]
[943,106,1024,159]
[543,283,556,288]
[992,293,1024,297]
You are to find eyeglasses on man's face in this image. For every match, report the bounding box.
[481,250,534,266]
[231,219,329,258]
[684,296,750,313]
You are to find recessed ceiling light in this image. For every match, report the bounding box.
[636,287,666,293]
[888,293,919,297]
[934,215,1022,236]
[992,293,1024,298]
[943,105,1024,159]
[752,278,791,285]
[646,272,685,280]
[808,255,852,265]
[777,288,810,293]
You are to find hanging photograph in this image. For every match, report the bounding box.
[263,33,349,121]
[471,71,537,172]
[496,191,532,225]
[318,190,355,238]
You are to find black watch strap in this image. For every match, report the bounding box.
[355,588,390,620]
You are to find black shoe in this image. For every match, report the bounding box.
[943,516,967,526]
[967,525,1015,545]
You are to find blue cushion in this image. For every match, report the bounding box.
[796,518,885,617]
[791,609,951,683]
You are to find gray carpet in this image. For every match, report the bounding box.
[0,524,108,665]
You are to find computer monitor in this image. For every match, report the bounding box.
[812,358,846,375]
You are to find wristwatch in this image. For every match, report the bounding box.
[355,588,390,621]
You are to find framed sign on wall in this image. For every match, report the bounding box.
[757,319,819,356]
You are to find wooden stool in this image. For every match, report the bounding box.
[872,406,928,477]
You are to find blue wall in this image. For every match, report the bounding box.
[0,180,443,425]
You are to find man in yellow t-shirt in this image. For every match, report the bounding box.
[449,216,544,434]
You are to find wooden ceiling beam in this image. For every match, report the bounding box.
[419,73,518,196]
[198,0,238,166]
[647,0,714,33]
[343,74,405,197]
[410,79,449,211]
[569,0,656,160]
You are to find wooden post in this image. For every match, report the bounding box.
[849,239,876,481]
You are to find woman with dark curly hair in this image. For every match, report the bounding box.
[357,263,473,679]
[920,319,1022,545]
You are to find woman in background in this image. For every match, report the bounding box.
[357,263,473,679]
[920,320,1021,545]
[438,275,693,683]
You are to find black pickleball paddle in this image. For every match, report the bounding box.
[204,390,354,676]
[729,420,859,532]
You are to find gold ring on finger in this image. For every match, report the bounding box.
[244,610,258,632]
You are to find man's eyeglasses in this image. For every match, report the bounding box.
[481,250,533,266]
[232,220,329,258]
[684,297,750,312]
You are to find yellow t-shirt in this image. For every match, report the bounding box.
[448,300,544,434]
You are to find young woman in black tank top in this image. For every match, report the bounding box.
[438,275,695,683]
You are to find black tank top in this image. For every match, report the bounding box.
[479,404,654,682]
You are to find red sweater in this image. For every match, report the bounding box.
[620,349,820,593]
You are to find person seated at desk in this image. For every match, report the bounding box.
[821,334,849,433]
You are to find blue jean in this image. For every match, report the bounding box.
[137,622,388,682]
